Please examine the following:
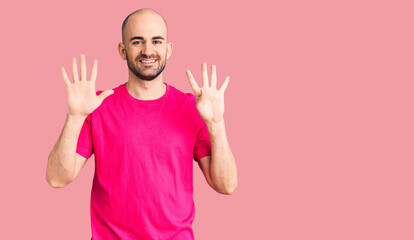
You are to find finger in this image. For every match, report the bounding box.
[72,57,79,82]
[186,70,201,96]
[61,67,71,86]
[90,59,98,82]
[98,89,114,103]
[202,62,209,88]
[211,64,217,89]
[80,54,87,81]
[219,76,230,93]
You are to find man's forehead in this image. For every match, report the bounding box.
[125,14,167,39]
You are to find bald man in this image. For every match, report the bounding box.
[46,8,237,240]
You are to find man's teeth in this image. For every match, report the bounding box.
[141,60,156,63]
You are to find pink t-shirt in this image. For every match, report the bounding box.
[76,81,211,240]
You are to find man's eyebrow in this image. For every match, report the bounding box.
[129,36,165,41]
[129,36,144,41]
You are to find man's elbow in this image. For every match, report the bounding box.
[47,180,65,188]
[46,157,73,188]
[46,175,71,188]
[218,184,238,195]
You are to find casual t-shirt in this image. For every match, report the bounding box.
[76,81,211,240]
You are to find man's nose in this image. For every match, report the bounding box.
[141,42,155,58]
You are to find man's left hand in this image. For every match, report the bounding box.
[186,62,230,124]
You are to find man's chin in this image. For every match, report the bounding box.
[130,68,157,80]
[136,73,158,81]
[129,63,165,81]
[140,76,156,81]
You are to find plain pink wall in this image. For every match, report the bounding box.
[1,0,413,239]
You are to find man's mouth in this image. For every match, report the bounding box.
[139,59,157,65]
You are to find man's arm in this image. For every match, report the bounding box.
[197,119,237,194]
[207,120,237,194]
[187,62,238,195]
[46,114,88,188]
[46,54,113,188]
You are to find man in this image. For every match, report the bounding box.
[46,8,237,240]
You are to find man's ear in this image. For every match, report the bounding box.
[166,42,173,60]
[118,42,127,60]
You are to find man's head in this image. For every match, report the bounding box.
[118,8,172,81]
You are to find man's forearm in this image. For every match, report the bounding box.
[46,113,86,188]
[206,119,238,194]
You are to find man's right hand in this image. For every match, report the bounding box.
[61,54,114,117]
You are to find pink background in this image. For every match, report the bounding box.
[0,0,413,239]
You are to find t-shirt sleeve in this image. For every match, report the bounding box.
[193,119,211,161]
[76,113,94,159]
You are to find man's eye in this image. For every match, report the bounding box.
[154,41,162,44]
[133,41,142,45]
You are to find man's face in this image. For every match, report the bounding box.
[121,13,171,81]
[125,44,167,81]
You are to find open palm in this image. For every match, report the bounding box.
[61,54,114,117]
[186,62,230,123]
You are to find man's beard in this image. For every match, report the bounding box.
[126,51,166,81]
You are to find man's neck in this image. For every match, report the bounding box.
[126,74,166,100]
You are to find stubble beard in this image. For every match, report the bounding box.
[126,50,167,81]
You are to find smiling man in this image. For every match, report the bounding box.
[46,8,237,240]
[122,10,168,81]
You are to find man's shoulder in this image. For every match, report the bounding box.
[167,83,196,103]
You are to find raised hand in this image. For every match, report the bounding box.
[186,62,230,123]
[61,54,114,117]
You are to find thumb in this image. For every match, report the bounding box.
[98,89,114,102]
